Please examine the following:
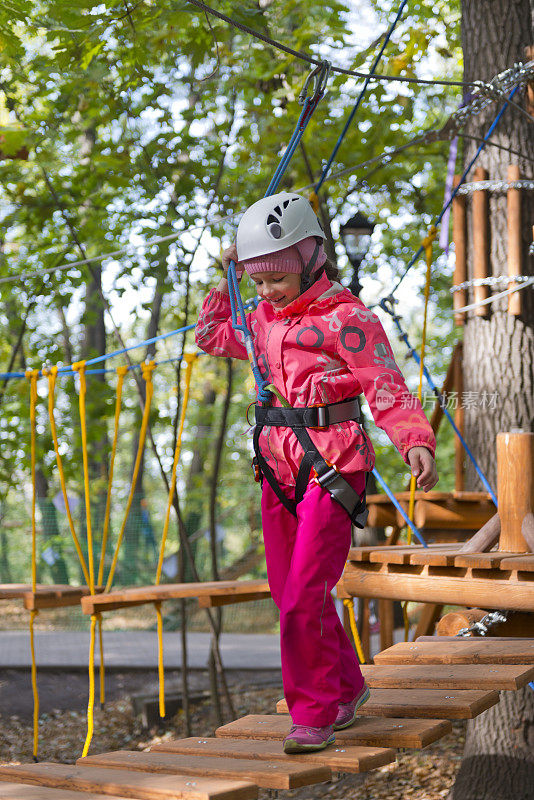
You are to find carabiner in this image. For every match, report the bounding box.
[298,60,331,106]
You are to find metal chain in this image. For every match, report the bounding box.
[451,275,534,293]
[456,179,534,194]
[444,61,534,138]
[457,610,509,637]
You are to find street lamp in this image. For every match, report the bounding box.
[340,211,375,297]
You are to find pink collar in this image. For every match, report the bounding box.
[273,272,348,318]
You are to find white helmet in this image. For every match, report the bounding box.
[236,191,324,261]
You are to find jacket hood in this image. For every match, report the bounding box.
[273,271,355,319]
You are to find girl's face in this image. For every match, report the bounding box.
[250,271,301,309]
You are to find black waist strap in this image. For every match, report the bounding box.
[255,397,361,429]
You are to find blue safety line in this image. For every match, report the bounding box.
[387,85,520,300]
[380,300,498,506]
[529,682,534,692]
[371,466,427,547]
[226,62,330,402]
[314,0,408,194]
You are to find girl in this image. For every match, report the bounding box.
[195,191,438,754]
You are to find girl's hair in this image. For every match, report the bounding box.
[320,258,341,283]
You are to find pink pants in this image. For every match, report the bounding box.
[261,472,366,726]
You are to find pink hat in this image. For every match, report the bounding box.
[242,237,327,276]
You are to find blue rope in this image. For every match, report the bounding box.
[226,62,330,402]
[372,466,427,547]
[315,0,408,194]
[387,86,520,300]
[380,298,498,506]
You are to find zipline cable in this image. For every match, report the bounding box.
[186,0,472,88]
[314,0,408,195]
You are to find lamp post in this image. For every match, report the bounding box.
[340,212,375,297]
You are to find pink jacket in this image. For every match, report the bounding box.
[196,272,436,487]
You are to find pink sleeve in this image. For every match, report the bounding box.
[195,289,250,360]
[336,303,436,463]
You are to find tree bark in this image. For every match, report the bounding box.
[450,3,534,798]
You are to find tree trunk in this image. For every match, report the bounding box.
[451,3,534,798]
[35,468,70,584]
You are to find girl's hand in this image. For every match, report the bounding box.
[407,446,438,492]
[221,243,243,280]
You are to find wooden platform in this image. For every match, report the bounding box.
[81,580,271,615]
[341,546,534,611]
[0,584,98,610]
[4,637,533,799]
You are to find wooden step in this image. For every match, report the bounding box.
[0,784,131,800]
[358,663,534,690]
[78,750,329,790]
[0,764,258,800]
[275,688,499,719]
[81,580,270,614]
[215,714,452,749]
[151,736,395,774]
[374,639,534,665]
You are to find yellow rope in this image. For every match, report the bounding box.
[29,609,39,759]
[105,361,156,592]
[82,613,98,758]
[343,598,366,664]
[155,602,165,718]
[154,352,198,719]
[26,369,40,759]
[98,365,128,587]
[44,366,90,585]
[404,225,436,642]
[72,362,95,595]
[406,224,437,546]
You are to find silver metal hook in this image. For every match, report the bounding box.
[299,60,331,105]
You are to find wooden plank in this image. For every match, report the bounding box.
[24,587,98,611]
[215,714,452,749]
[0,584,32,599]
[198,591,270,609]
[453,552,520,569]
[498,554,534,572]
[150,737,395,774]
[374,639,534,665]
[0,785,131,800]
[348,544,450,563]
[356,663,534,690]
[78,750,329,790]
[275,688,499,719]
[409,549,461,567]
[0,764,258,800]
[82,580,270,615]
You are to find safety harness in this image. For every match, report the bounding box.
[252,396,369,528]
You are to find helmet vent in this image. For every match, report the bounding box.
[283,199,290,208]
[268,222,282,239]
[274,205,282,216]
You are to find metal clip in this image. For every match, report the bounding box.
[313,461,339,488]
[309,403,329,430]
[299,60,331,105]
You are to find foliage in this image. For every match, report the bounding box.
[0,0,465,587]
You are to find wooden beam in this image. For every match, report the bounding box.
[374,638,534,665]
[472,166,490,317]
[452,174,467,324]
[497,431,534,552]
[507,164,522,315]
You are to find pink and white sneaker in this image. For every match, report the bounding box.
[334,684,370,730]
[283,724,335,754]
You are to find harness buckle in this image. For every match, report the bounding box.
[313,460,339,487]
[309,404,329,430]
[252,457,261,483]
